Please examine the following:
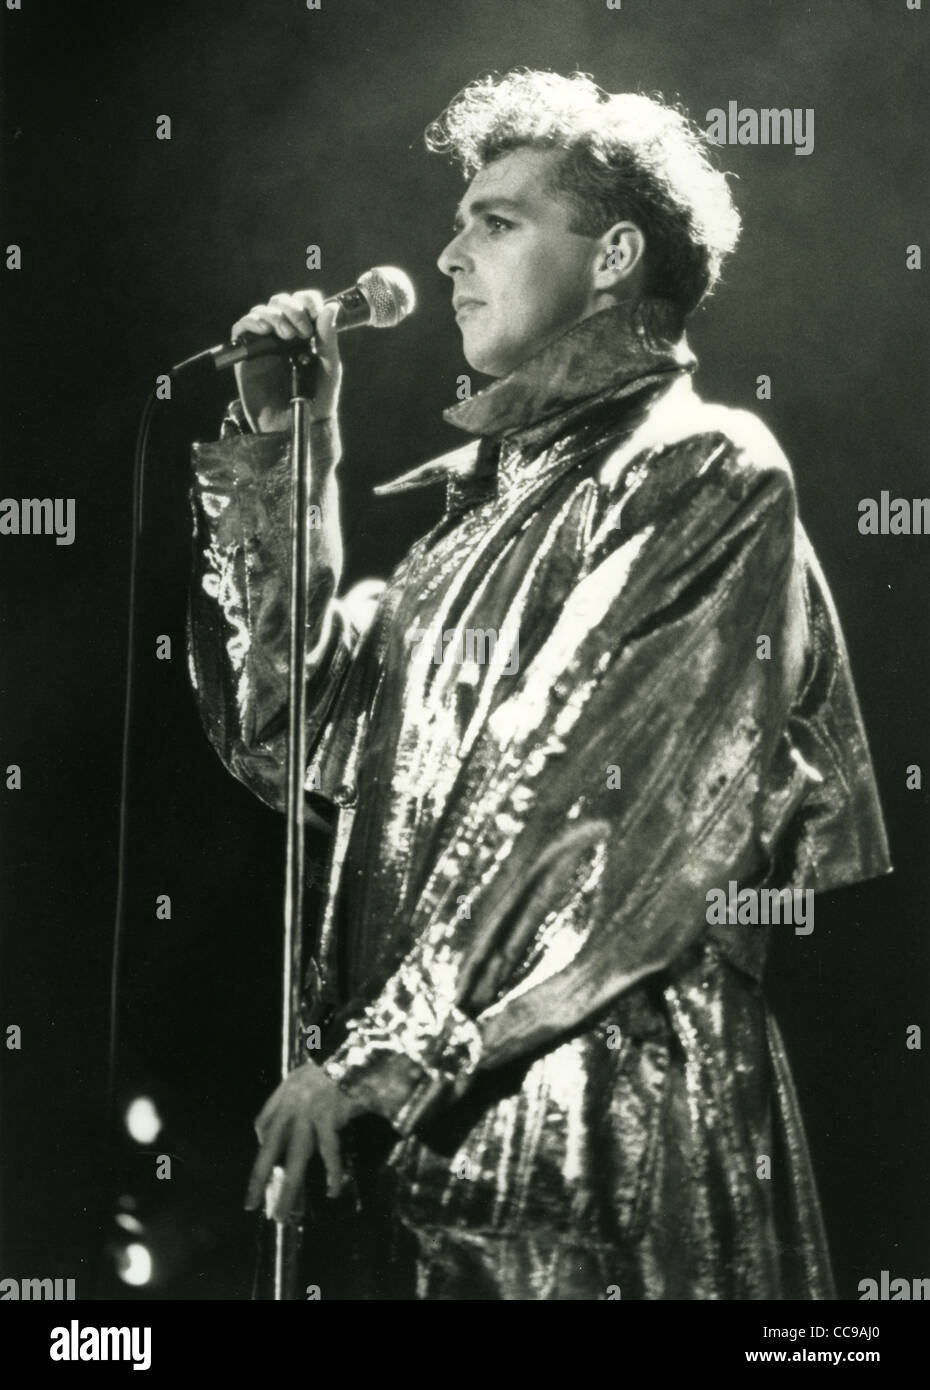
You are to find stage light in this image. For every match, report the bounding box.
[116,1242,153,1287]
[124,1096,161,1144]
[115,1212,144,1234]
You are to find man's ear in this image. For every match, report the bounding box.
[592,221,646,293]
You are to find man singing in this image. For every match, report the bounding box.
[187,70,889,1299]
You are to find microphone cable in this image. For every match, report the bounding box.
[95,382,160,1296]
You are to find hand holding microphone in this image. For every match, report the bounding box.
[232,290,342,433]
[227,267,416,434]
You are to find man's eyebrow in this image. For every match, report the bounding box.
[452,196,527,225]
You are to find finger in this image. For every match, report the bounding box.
[292,289,326,321]
[314,302,341,351]
[266,294,315,339]
[253,1083,286,1142]
[273,1119,316,1224]
[251,307,300,340]
[231,307,298,342]
[262,1164,287,1222]
[233,290,323,343]
[291,290,339,353]
[315,1117,344,1199]
[268,292,315,339]
[231,315,271,340]
[244,1114,290,1211]
[231,305,283,339]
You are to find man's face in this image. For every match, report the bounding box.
[437,146,603,378]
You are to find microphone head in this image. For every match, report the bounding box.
[357,266,416,327]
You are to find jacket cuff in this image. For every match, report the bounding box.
[321,965,484,1135]
[220,397,252,438]
[218,398,342,468]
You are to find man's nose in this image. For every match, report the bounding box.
[437,230,468,278]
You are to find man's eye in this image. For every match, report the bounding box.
[485,215,513,232]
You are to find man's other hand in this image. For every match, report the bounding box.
[244,1060,364,1222]
[232,290,343,434]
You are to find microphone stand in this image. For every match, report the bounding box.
[270,343,318,1300]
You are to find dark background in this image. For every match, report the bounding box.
[1,0,927,1300]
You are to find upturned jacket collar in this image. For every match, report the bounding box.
[374,296,696,498]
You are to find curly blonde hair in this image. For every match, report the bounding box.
[426,69,741,314]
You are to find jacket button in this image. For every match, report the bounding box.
[333,782,357,807]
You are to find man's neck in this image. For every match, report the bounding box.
[443,295,692,443]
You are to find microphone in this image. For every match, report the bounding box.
[171,266,416,375]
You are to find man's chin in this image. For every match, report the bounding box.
[461,339,509,380]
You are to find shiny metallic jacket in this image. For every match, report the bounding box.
[188,299,891,1299]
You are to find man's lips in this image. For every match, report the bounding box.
[454,298,485,317]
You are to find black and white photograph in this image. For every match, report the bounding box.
[1,0,927,1355]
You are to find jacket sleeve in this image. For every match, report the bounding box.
[321,426,888,1134]
[187,406,385,813]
